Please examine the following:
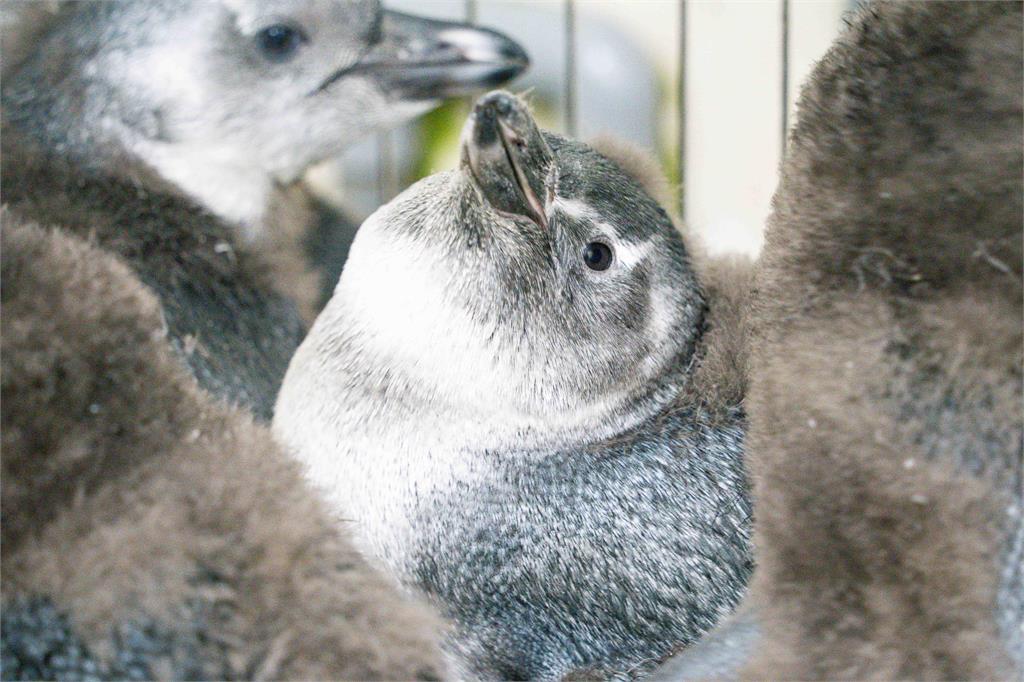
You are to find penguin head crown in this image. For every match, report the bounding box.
[325,91,704,441]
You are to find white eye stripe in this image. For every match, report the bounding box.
[550,197,597,221]
[551,198,652,269]
[612,239,653,269]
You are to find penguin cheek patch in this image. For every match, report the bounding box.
[583,241,615,272]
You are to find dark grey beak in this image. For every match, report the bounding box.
[365,11,528,100]
[461,91,553,229]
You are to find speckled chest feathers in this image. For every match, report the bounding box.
[274,92,753,679]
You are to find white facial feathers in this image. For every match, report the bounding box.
[551,197,654,269]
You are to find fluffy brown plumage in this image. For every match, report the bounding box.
[0,126,319,421]
[656,2,1024,679]
[1,217,444,679]
[654,3,1021,679]
[744,2,1022,676]
[0,1,63,77]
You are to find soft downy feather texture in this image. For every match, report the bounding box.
[746,2,1023,676]
[1,217,445,680]
[588,135,754,422]
[0,0,528,420]
[0,1,63,77]
[275,91,758,679]
[0,113,316,423]
[653,2,1022,679]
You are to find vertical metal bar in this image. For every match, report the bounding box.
[564,0,577,137]
[780,0,790,157]
[677,0,687,220]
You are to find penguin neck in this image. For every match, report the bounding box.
[314,277,742,456]
[133,138,275,243]
[579,254,755,453]
[593,298,747,454]
[2,61,277,244]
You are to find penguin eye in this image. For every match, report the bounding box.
[257,24,307,62]
[583,241,614,271]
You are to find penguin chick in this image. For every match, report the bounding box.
[3,0,528,239]
[1,0,527,419]
[653,2,1023,679]
[1,217,446,680]
[275,91,753,680]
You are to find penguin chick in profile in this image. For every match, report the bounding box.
[275,91,753,679]
[1,0,527,419]
[3,0,527,239]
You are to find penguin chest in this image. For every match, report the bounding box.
[275,386,497,583]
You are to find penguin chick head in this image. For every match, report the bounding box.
[4,0,527,234]
[323,91,704,445]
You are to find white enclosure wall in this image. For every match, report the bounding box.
[681,0,848,256]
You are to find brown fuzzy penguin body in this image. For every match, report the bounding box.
[654,2,1023,679]
[1,217,444,679]
[746,2,1023,676]
[0,126,318,422]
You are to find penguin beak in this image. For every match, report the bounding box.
[461,91,553,229]
[356,12,528,100]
